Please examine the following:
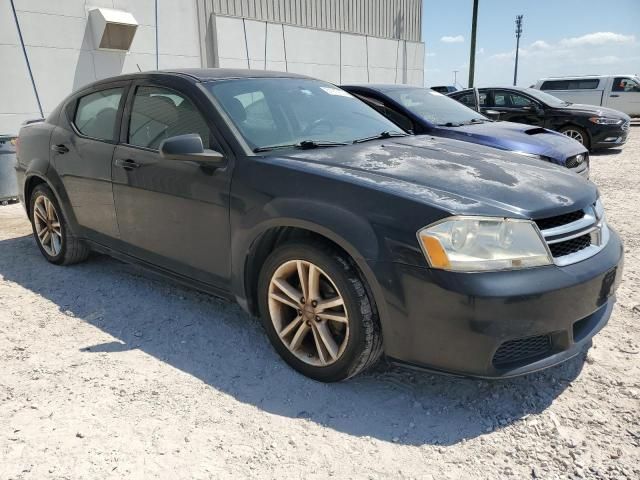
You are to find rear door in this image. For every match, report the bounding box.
[488,90,545,126]
[50,82,129,242]
[607,77,640,116]
[111,79,232,288]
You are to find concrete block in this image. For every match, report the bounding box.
[340,33,367,67]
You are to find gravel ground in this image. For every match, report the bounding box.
[1,128,639,480]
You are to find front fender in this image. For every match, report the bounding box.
[230,197,389,323]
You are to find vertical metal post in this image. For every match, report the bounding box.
[513,15,523,86]
[10,0,43,118]
[468,0,479,88]
[155,0,159,69]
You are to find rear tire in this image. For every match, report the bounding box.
[257,241,383,382]
[559,125,591,150]
[30,184,90,265]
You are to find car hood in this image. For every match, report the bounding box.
[269,136,596,218]
[441,121,585,164]
[557,103,631,120]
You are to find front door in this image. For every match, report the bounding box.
[111,83,232,288]
[607,77,640,116]
[489,90,546,126]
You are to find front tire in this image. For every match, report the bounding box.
[30,184,90,265]
[257,241,383,382]
[559,125,591,150]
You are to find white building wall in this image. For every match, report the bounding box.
[0,0,201,133]
[213,15,424,87]
[0,1,425,134]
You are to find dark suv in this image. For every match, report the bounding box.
[449,86,631,150]
[15,69,623,381]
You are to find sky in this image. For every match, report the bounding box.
[421,0,640,88]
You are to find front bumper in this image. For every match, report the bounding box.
[376,229,624,378]
[591,124,630,149]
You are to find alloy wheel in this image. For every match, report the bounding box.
[561,129,585,145]
[33,195,62,257]
[268,259,349,366]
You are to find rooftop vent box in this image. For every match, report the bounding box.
[89,8,138,51]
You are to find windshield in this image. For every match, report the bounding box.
[384,87,487,125]
[204,78,404,150]
[523,88,570,107]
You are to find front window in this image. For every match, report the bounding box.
[204,78,403,150]
[128,86,211,150]
[385,88,487,126]
[613,77,640,92]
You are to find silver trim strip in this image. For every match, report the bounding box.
[540,208,595,239]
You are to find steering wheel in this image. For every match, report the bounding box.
[302,118,334,136]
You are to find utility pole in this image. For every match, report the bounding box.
[453,70,459,87]
[513,15,523,86]
[468,0,479,88]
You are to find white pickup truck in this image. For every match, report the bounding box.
[533,75,640,117]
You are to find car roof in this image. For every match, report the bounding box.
[341,83,423,92]
[539,74,637,80]
[452,86,532,94]
[86,68,312,89]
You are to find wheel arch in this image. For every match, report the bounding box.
[557,121,592,147]
[23,171,79,231]
[235,213,388,330]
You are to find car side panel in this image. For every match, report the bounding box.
[229,155,444,350]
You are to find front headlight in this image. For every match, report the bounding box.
[589,117,623,125]
[417,217,552,272]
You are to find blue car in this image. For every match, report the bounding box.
[342,84,590,177]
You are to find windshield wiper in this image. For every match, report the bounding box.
[352,131,408,144]
[254,140,348,153]
[436,122,464,127]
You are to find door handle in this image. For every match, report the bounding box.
[610,94,620,97]
[114,158,141,170]
[51,144,69,154]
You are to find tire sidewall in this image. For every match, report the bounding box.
[258,243,368,382]
[30,184,68,265]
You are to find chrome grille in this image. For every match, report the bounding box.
[565,153,589,170]
[535,200,609,266]
[622,121,630,132]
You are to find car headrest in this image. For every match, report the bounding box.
[134,95,178,125]
[223,97,247,123]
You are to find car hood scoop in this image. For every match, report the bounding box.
[272,136,596,218]
[524,127,547,135]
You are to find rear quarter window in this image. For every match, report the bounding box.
[73,88,123,142]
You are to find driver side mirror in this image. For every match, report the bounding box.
[484,109,501,121]
[159,134,224,165]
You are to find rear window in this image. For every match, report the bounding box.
[73,88,123,141]
[541,79,599,90]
